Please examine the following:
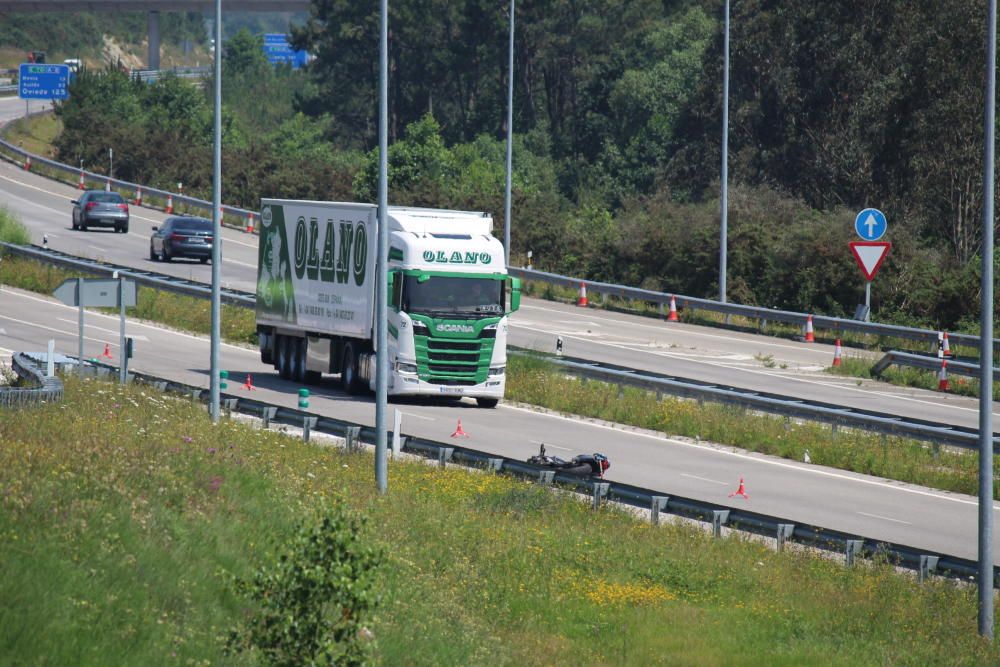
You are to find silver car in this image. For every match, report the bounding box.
[71,190,130,233]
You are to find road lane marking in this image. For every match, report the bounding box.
[500,403,1000,509]
[530,441,570,451]
[57,319,149,340]
[681,472,728,485]
[857,511,912,525]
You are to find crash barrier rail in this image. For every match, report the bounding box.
[2,242,993,452]
[0,107,993,356]
[131,66,211,84]
[0,84,17,94]
[0,351,64,407]
[540,354,998,453]
[0,243,255,308]
[872,350,1000,382]
[49,358,997,588]
[507,267,998,354]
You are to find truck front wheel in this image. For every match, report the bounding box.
[342,343,363,395]
[477,398,499,408]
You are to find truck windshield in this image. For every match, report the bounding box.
[402,275,503,317]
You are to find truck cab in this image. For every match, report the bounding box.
[385,207,520,407]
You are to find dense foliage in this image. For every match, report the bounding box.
[43,2,1000,329]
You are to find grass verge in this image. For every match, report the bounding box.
[827,356,993,401]
[2,377,999,664]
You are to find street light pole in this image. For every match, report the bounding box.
[375,0,389,493]
[209,0,222,424]
[503,0,514,267]
[719,0,729,304]
[979,0,996,640]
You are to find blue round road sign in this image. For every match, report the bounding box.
[854,208,887,241]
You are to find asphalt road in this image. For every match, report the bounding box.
[2,107,998,563]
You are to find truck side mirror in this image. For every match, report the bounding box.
[509,277,521,312]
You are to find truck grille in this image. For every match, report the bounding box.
[418,336,492,385]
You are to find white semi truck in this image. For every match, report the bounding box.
[255,199,521,407]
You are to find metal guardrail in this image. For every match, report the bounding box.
[131,66,211,83]
[872,350,1000,382]
[0,351,64,407]
[0,244,255,307]
[507,267,998,353]
[3,242,994,452]
[0,84,17,94]
[64,359,998,587]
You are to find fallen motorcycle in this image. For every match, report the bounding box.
[526,444,610,478]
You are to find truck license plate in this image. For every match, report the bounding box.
[439,386,464,395]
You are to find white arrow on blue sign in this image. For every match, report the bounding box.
[854,208,887,241]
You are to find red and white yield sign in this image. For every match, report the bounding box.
[849,242,891,281]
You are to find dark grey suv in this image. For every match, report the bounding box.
[71,190,130,233]
[149,216,214,263]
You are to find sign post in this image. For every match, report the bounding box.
[53,278,137,381]
[851,208,890,320]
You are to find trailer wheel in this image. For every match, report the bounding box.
[277,335,292,380]
[342,343,363,395]
[289,337,305,383]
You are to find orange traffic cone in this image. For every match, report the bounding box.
[165,194,174,214]
[805,315,815,343]
[77,170,86,190]
[942,332,951,357]
[246,212,255,233]
[937,360,949,392]
[832,339,843,367]
[728,477,749,500]
[451,419,470,438]
[668,295,679,321]
[23,156,30,171]
[577,282,588,307]
[242,374,256,391]
[134,187,142,206]
[101,343,113,360]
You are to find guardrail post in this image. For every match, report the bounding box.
[438,447,454,468]
[487,458,504,473]
[760,318,768,332]
[831,423,839,436]
[345,425,362,453]
[538,470,555,485]
[845,540,863,567]
[712,510,730,538]
[650,496,669,525]
[591,482,610,510]
[931,442,940,460]
[152,380,167,392]
[919,555,939,583]
[189,389,201,402]
[301,416,318,443]
[222,397,237,417]
[392,436,406,459]
[776,524,795,552]
[259,406,278,430]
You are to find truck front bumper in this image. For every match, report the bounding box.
[389,374,505,399]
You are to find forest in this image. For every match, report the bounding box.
[29,1,1000,329]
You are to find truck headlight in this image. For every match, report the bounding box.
[488,366,505,377]
[411,320,430,336]
[395,362,418,374]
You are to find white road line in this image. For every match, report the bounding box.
[532,327,993,416]
[681,472,728,486]
[87,245,106,252]
[500,403,1000,509]
[520,303,834,356]
[56,318,149,340]
[398,411,435,422]
[530,441,571,451]
[857,511,912,525]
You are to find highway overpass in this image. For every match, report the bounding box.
[0,1,311,70]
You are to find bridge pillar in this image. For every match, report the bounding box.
[147,10,160,71]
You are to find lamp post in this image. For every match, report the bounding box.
[503,0,515,266]
[979,0,996,640]
[719,0,729,304]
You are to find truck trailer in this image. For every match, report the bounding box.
[255,199,521,407]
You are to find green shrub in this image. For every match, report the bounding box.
[227,503,382,666]
[0,206,30,244]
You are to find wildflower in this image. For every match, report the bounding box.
[182,436,193,444]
